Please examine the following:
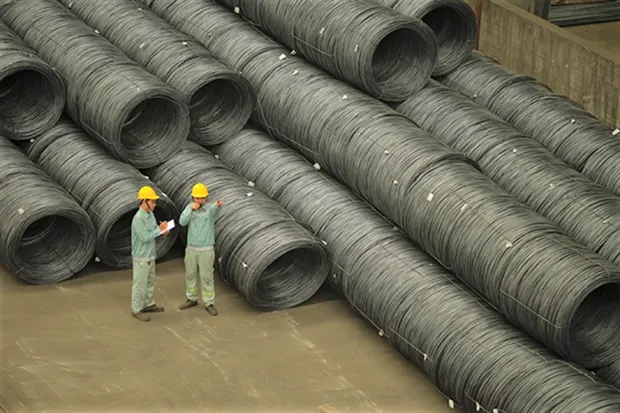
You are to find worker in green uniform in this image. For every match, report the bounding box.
[131,185,169,322]
[178,182,223,315]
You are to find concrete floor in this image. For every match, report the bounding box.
[0,251,453,413]
[565,21,620,57]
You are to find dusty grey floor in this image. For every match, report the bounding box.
[0,252,453,413]
[565,21,620,57]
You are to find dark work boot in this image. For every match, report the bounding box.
[179,299,198,310]
[206,305,218,316]
[143,304,165,313]
[132,312,150,322]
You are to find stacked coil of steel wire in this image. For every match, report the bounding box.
[59,0,254,146]
[147,141,330,310]
[0,0,190,168]
[596,360,620,390]
[24,119,179,269]
[366,0,476,75]
[143,0,620,368]
[395,80,620,266]
[215,127,620,412]
[212,0,437,101]
[439,51,620,197]
[0,21,65,141]
[0,135,95,284]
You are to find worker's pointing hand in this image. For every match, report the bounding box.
[216,200,224,207]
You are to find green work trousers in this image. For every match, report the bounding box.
[184,248,215,306]
[131,259,156,314]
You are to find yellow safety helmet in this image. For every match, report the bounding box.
[137,186,160,200]
[191,183,209,198]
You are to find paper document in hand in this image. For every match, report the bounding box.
[157,220,176,237]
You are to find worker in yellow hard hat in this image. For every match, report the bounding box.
[178,182,223,315]
[131,185,169,322]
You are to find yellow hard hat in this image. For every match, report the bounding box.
[137,186,160,200]
[191,183,209,198]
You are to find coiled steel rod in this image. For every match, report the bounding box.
[596,360,620,390]
[439,51,620,197]
[0,21,64,141]
[0,0,190,168]
[143,0,620,368]
[59,0,254,146]
[24,119,178,269]
[215,126,620,412]
[0,135,95,284]
[147,141,330,310]
[367,0,476,75]
[396,80,620,266]
[212,0,438,101]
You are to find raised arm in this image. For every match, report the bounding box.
[179,203,194,226]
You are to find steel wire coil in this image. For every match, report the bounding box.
[24,119,178,269]
[0,21,65,141]
[0,0,190,168]
[395,80,620,266]
[549,2,620,27]
[146,141,330,310]
[59,0,254,146]
[596,360,620,390]
[198,0,437,101]
[146,4,620,367]
[0,135,95,284]
[439,51,620,197]
[367,0,476,75]
[215,127,620,413]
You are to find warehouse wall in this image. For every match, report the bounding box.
[466,0,620,126]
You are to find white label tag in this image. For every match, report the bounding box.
[448,400,454,409]
[17,208,24,214]
[234,6,240,13]
[426,193,434,202]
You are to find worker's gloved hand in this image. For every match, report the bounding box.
[191,202,201,210]
[216,200,224,207]
[158,221,168,231]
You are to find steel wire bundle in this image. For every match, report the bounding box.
[596,360,620,390]
[215,127,620,412]
[147,141,330,310]
[0,21,65,141]
[549,1,620,27]
[395,80,620,266]
[142,1,620,368]
[366,0,476,75]
[0,0,190,168]
[210,0,437,101]
[0,135,95,284]
[24,119,178,269]
[439,51,620,197]
[58,0,254,146]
